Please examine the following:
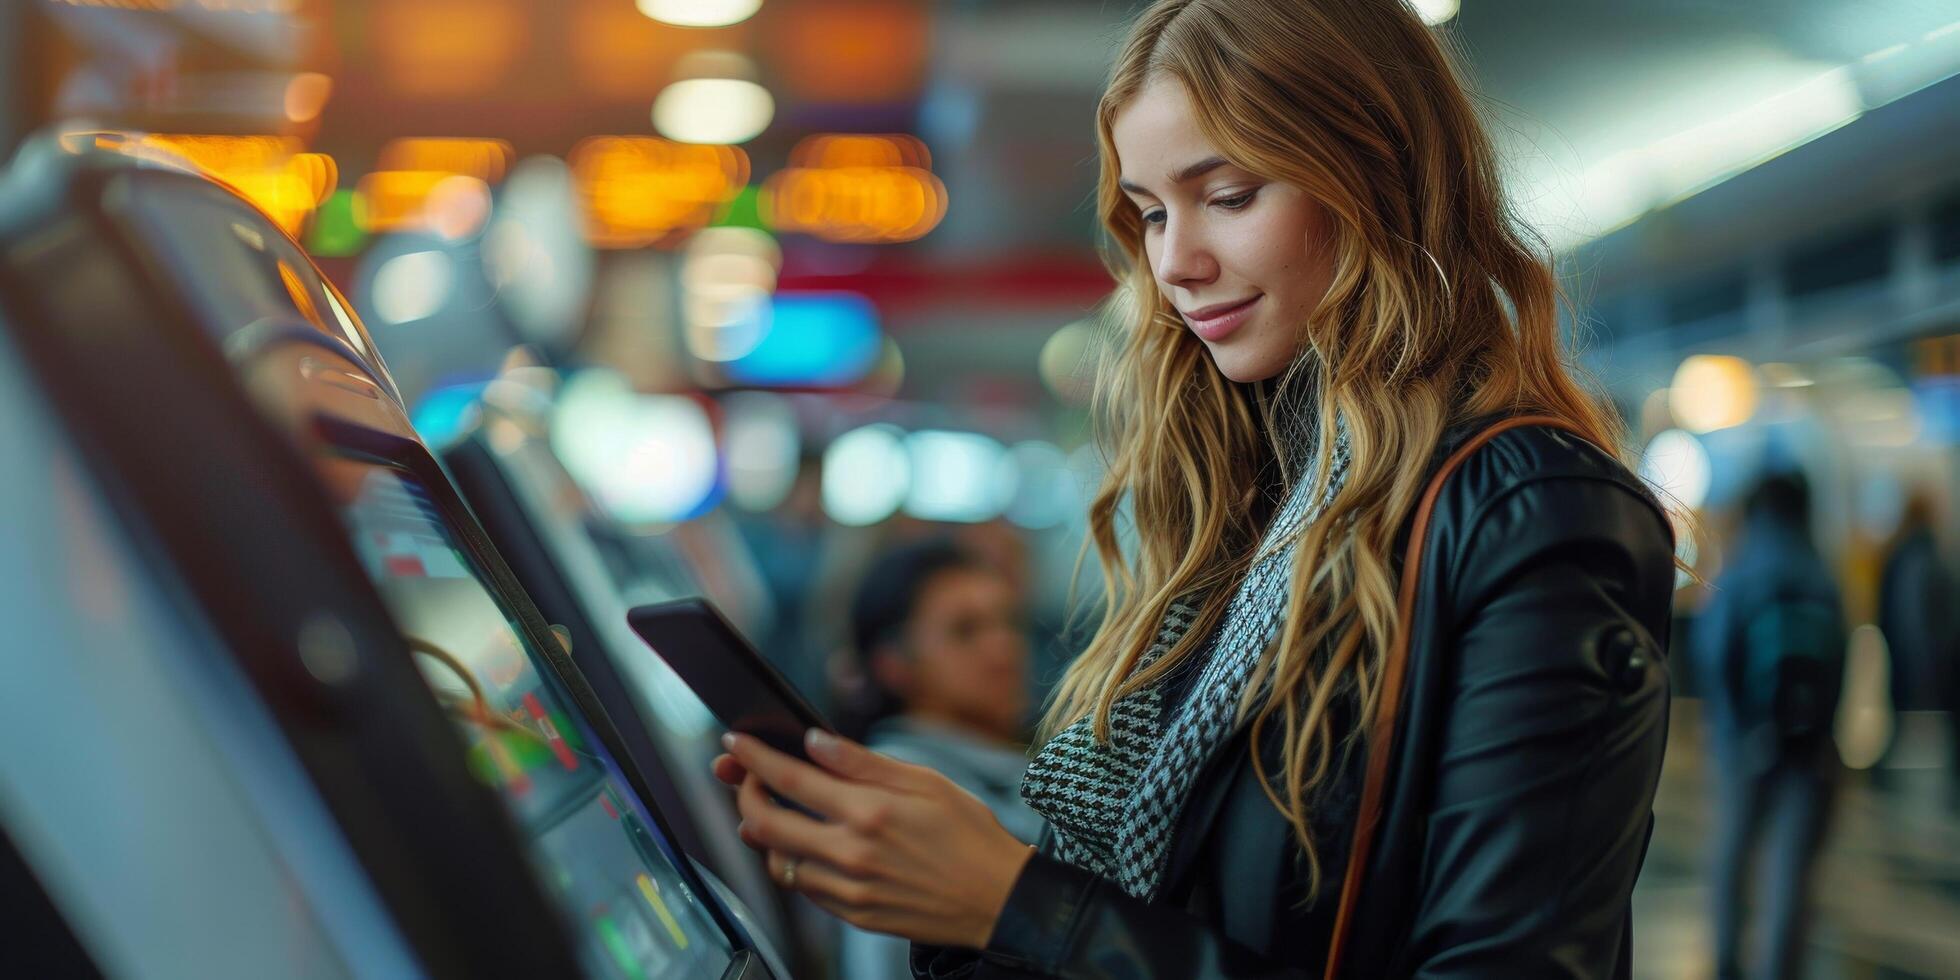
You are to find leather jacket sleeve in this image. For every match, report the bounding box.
[912,846,1316,979]
[1395,475,1673,977]
[914,473,1673,979]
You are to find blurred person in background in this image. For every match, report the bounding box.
[711,0,1676,975]
[1878,491,1953,726]
[833,538,1045,980]
[1876,489,1959,799]
[1692,471,1847,980]
[951,520,1033,603]
[951,518,1078,704]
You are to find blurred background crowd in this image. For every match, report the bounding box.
[5,0,1960,977]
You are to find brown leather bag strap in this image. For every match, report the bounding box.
[1321,415,1595,979]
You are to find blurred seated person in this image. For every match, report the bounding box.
[834,538,1046,980]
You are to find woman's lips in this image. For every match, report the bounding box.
[1182,294,1262,342]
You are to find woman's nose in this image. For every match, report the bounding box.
[1154,217,1217,289]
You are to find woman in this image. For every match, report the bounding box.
[713,0,1677,975]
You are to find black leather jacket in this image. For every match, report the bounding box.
[914,421,1677,979]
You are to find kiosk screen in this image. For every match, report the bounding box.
[335,459,734,980]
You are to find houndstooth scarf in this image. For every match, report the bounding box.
[1021,416,1351,901]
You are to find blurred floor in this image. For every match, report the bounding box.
[1635,702,1960,980]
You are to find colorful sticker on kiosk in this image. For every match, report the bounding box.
[349,475,470,580]
[468,729,534,796]
[523,691,580,771]
[365,529,469,580]
[636,873,690,950]
[593,909,650,980]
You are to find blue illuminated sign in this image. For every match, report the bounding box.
[723,291,882,387]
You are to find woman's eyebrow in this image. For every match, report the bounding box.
[1118,155,1230,196]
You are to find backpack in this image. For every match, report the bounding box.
[1734,589,1845,742]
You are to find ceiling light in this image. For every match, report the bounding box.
[1410,0,1458,26]
[637,0,762,29]
[653,78,774,145]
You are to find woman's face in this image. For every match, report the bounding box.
[1111,75,1335,383]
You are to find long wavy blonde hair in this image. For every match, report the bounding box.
[1042,0,1627,893]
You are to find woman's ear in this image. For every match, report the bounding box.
[869,643,914,699]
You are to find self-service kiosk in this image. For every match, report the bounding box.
[0,303,421,979]
[439,367,801,967]
[0,136,783,979]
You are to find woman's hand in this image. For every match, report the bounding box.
[711,729,1035,949]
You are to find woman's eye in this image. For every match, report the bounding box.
[1212,190,1256,211]
[1141,208,1166,227]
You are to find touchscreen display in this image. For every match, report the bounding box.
[336,461,734,979]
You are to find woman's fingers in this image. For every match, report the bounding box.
[728,747,1037,948]
[803,728,927,791]
[741,776,897,911]
[735,773,839,859]
[711,753,746,786]
[731,773,776,853]
[724,733,877,820]
[713,730,921,799]
[763,849,882,913]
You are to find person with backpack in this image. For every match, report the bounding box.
[1692,471,1847,980]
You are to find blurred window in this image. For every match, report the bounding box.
[1665,267,1747,327]
[1932,189,1960,267]
[1786,221,1892,298]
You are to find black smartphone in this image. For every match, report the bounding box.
[626,597,834,763]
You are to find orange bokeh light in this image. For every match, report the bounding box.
[571,137,751,249]
[763,134,947,243]
[376,138,515,183]
[353,171,493,239]
[790,134,932,170]
[72,133,335,236]
[352,139,511,238]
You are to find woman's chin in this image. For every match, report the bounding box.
[1206,343,1290,384]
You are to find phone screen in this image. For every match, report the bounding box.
[626,598,831,762]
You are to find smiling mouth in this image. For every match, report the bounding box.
[1184,296,1259,321]
[1181,295,1262,340]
